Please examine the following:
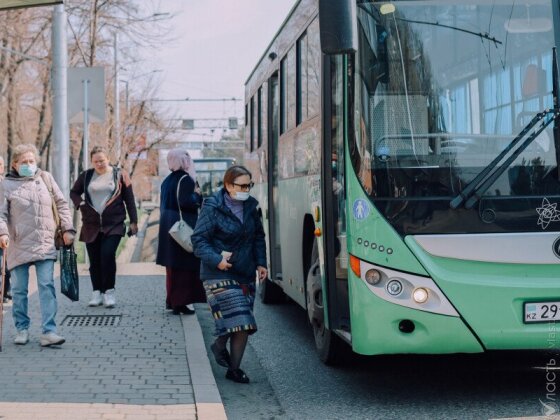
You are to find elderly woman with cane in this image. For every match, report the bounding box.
[0,144,75,347]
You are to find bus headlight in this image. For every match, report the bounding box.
[351,255,459,317]
[365,269,381,285]
[386,279,403,296]
[412,287,429,304]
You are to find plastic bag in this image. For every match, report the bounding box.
[60,246,79,301]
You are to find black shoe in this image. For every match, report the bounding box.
[172,305,195,315]
[166,302,171,310]
[210,342,231,368]
[226,368,249,384]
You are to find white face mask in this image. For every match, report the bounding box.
[234,191,250,201]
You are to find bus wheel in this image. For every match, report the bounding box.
[306,248,341,364]
[259,276,285,304]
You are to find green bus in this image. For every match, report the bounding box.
[244,0,560,363]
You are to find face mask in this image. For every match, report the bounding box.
[234,191,250,201]
[18,163,37,177]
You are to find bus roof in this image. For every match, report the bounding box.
[244,0,303,86]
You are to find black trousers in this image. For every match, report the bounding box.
[86,233,121,293]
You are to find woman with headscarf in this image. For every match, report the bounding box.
[156,149,205,314]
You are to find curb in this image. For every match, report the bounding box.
[181,312,228,420]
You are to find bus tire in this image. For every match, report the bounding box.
[306,241,342,365]
[259,277,285,304]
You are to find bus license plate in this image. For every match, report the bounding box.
[524,302,560,323]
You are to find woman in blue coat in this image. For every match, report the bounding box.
[192,165,267,384]
[156,149,205,314]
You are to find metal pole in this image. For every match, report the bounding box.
[0,248,6,352]
[82,79,90,170]
[114,33,121,166]
[51,4,69,199]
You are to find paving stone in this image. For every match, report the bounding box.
[0,274,199,419]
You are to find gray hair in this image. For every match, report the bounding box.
[12,144,39,164]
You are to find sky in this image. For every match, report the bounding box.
[141,0,297,143]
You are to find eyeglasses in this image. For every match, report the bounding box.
[233,182,254,190]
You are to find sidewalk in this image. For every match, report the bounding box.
[0,262,226,420]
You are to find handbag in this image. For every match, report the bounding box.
[60,246,79,301]
[40,172,65,250]
[168,174,194,253]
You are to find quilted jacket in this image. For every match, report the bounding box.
[192,189,267,284]
[0,169,75,270]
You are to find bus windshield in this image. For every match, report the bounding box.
[351,0,560,234]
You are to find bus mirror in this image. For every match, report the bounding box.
[319,0,358,54]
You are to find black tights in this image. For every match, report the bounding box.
[215,331,249,370]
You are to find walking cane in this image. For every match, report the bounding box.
[0,243,7,352]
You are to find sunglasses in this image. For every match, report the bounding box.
[233,182,255,190]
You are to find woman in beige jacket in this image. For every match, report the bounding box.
[0,144,75,347]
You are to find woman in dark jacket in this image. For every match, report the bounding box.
[70,146,138,308]
[156,149,205,314]
[192,165,267,384]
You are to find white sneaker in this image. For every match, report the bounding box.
[40,332,65,347]
[103,289,116,308]
[14,329,29,345]
[88,291,103,306]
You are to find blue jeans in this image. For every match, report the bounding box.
[11,259,58,334]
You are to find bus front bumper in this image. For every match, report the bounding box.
[349,273,484,355]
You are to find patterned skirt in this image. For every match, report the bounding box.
[203,279,257,337]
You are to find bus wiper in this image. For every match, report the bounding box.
[463,112,557,209]
[449,111,553,209]
[450,47,560,210]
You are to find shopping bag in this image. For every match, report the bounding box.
[60,246,79,301]
[169,219,194,253]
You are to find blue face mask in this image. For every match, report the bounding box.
[18,163,37,177]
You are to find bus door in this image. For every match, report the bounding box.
[268,72,283,281]
[323,56,350,334]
